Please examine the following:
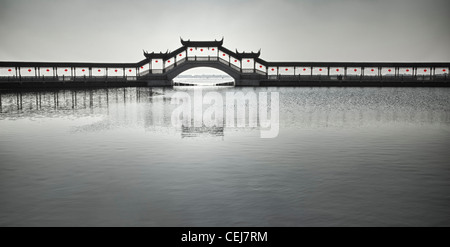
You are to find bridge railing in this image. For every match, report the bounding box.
[138,69,150,76]
[0,75,156,82]
[164,64,175,72]
[1,66,448,84]
[256,70,266,76]
[230,63,240,71]
[264,74,449,82]
[218,57,229,65]
[151,69,163,74]
[1,73,447,83]
[242,69,255,74]
[195,57,210,61]
[187,56,219,62]
[433,75,448,81]
[177,57,186,65]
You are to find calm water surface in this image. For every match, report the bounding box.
[0,86,449,226]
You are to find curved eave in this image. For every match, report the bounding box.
[144,47,186,61]
[235,49,261,59]
[180,38,224,47]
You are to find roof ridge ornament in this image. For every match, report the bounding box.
[143,49,172,60]
[180,38,224,47]
[235,49,261,59]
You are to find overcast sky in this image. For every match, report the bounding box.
[1,0,449,64]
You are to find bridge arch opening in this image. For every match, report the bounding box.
[172,67,235,87]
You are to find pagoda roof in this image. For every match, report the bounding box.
[180,37,224,47]
[234,49,261,59]
[143,50,173,60]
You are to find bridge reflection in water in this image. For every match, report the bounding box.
[1,86,449,227]
[0,87,448,139]
[181,126,224,138]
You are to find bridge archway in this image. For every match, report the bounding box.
[173,67,235,86]
[165,59,241,86]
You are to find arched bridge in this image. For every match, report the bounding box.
[164,57,241,83]
[0,38,449,87]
